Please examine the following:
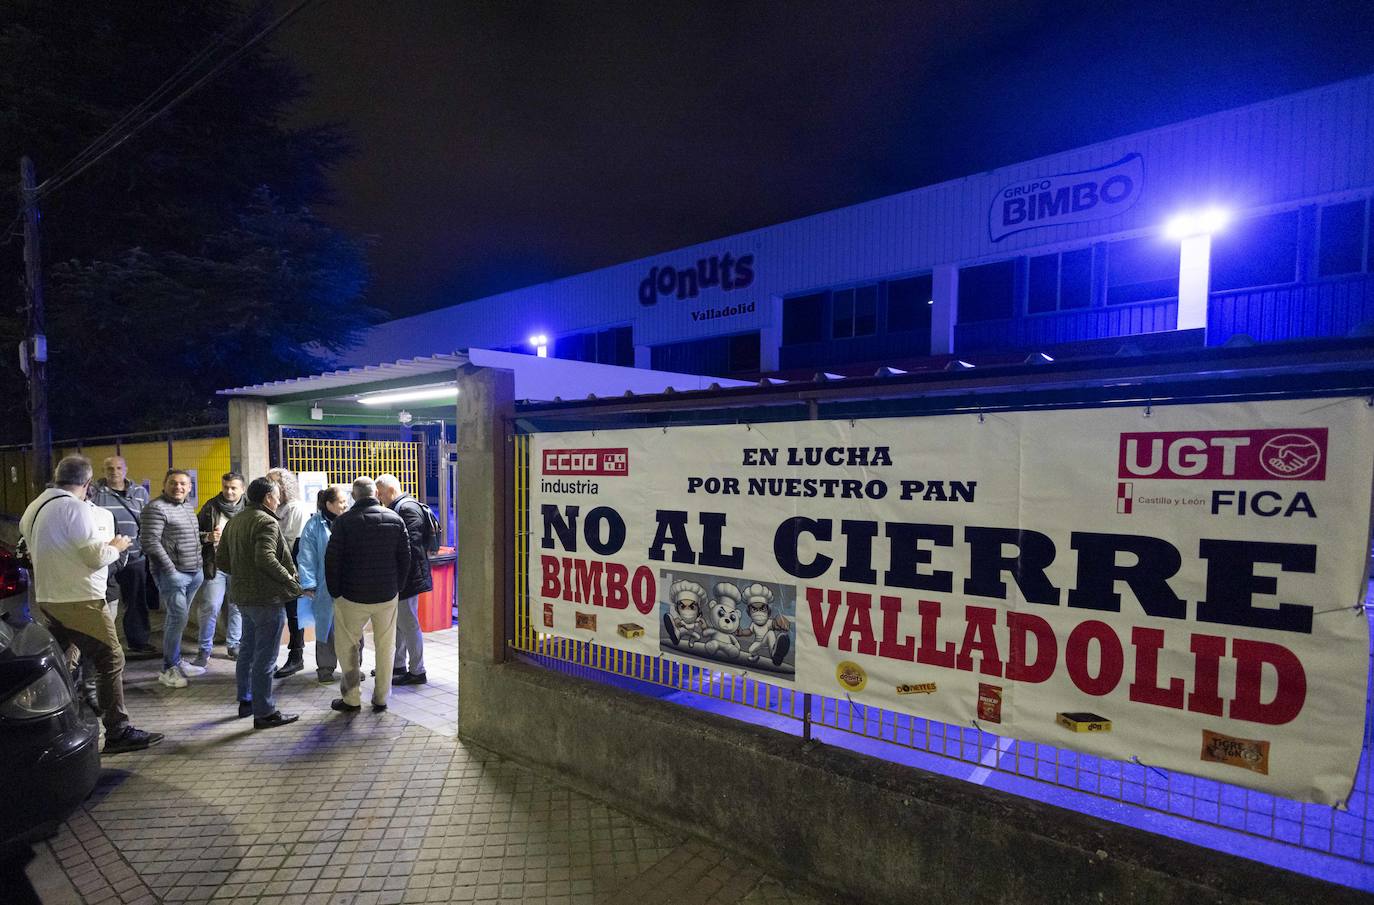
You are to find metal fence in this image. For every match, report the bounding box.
[0,429,231,518]
[282,437,422,497]
[509,430,1374,886]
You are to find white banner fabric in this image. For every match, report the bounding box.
[527,398,1374,804]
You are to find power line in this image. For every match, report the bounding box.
[34,7,267,193]
[35,0,324,202]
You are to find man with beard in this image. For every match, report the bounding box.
[140,470,205,688]
[192,472,245,664]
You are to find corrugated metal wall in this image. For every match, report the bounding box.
[348,75,1374,363]
[1,436,232,519]
[1209,274,1374,343]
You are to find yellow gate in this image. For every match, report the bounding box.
[282,437,422,496]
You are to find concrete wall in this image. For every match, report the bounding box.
[459,660,1365,905]
[453,363,1365,904]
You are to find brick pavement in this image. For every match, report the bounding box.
[24,627,828,905]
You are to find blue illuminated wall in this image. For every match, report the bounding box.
[350,75,1374,376]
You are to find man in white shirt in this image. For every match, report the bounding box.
[19,456,163,754]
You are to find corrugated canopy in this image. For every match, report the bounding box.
[217,349,752,403]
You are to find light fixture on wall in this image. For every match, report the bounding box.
[309,403,324,421]
[1165,206,1230,336]
[1165,207,1230,240]
[356,385,458,406]
[528,333,549,358]
[397,409,413,425]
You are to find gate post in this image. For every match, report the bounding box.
[228,397,270,478]
[456,364,515,732]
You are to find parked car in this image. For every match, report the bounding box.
[0,545,28,623]
[0,613,101,850]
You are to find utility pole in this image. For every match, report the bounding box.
[19,157,51,494]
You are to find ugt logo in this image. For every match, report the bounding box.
[1117,428,1327,481]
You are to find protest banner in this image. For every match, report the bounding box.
[529,398,1374,803]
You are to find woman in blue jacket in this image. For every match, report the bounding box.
[297,485,348,682]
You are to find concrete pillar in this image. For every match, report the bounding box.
[227,397,270,479]
[456,364,515,697]
[1177,234,1211,338]
[931,264,959,355]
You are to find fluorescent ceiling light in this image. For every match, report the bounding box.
[357,385,458,406]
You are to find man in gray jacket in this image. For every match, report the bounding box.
[139,469,205,688]
[90,456,156,657]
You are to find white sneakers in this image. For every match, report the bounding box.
[157,660,207,688]
[177,660,207,678]
[158,668,187,688]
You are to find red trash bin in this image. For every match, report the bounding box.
[417,546,456,631]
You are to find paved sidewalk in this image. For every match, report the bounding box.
[23,628,828,905]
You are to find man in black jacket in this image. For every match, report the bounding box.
[376,474,432,685]
[324,476,410,713]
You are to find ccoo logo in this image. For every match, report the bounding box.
[542,448,630,477]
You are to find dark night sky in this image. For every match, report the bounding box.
[273,0,1374,319]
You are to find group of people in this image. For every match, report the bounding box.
[17,455,436,752]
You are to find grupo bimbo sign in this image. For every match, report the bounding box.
[528,399,1374,805]
[989,153,1144,242]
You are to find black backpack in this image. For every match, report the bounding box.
[404,498,442,555]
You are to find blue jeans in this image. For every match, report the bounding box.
[154,569,205,670]
[237,604,286,719]
[194,572,240,651]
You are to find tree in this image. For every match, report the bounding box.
[0,1,378,440]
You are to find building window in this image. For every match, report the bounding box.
[783,293,826,344]
[832,289,852,339]
[1319,199,1368,277]
[1106,237,1178,305]
[552,332,594,362]
[831,285,877,339]
[598,326,634,366]
[728,332,760,372]
[1209,210,1299,291]
[886,274,933,333]
[1027,248,1092,314]
[651,332,759,376]
[552,326,633,366]
[958,260,1016,322]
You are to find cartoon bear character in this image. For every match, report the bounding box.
[702,582,744,660]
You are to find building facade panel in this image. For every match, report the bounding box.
[346,75,1374,376]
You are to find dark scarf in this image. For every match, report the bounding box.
[206,493,244,520]
[322,507,339,526]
